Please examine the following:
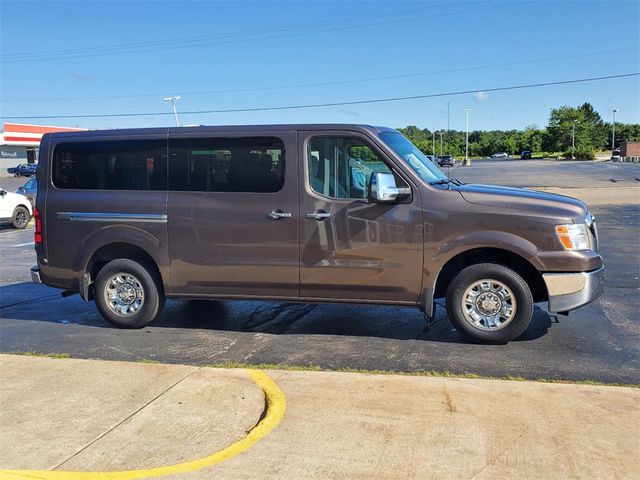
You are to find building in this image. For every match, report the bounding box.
[620,141,640,157]
[1,123,86,175]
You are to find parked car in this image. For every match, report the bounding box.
[31,124,603,343]
[7,163,37,177]
[491,152,509,159]
[16,177,37,208]
[438,155,455,166]
[0,188,32,229]
[521,151,532,160]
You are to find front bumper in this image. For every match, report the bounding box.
[543,267,604,313]
[31,266,42,284]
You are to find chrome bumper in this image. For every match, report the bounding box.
[543,267,604,313]
[31,266,42,284]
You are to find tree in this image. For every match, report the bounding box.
[546,102,606,158]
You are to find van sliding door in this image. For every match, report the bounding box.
[167,130,299,298]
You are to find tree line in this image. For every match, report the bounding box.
[398,103,640,160]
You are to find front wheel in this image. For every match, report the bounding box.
[94,259,165,328]
[446,263,534,344]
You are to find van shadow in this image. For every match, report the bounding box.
[0,282,554,343]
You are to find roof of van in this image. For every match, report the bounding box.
[44,124,399,138]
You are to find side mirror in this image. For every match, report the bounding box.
[0,189,6,196]
[368,172,410,203]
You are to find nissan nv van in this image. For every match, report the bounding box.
[31,125,603,343]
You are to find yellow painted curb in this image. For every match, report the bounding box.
[0,369,286,480]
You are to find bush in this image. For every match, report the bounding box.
[563,146,596,160]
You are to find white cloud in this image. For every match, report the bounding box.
[475,91,489,102]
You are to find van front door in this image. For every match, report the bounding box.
[167,131,299,298]
[299,132,423,303]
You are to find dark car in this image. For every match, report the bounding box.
[521,151,532,160]
[7,163,37,177]
[31,124,603,344]
[437,155,455,166]
[16,178,37,208]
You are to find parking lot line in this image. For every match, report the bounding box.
[12,242,34,247]
[0,369,286,480]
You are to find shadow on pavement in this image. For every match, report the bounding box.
[0,281,554,344]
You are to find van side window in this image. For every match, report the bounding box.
[307,137,393,199]
[53,140,167,190]
[169,137,284,193]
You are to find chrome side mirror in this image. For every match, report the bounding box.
[368,172,410,203]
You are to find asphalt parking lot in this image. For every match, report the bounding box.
[1,160,639,384]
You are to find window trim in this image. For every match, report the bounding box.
[303,132,413,202]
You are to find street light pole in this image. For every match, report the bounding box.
[432,127,436,158]
[612,108,619,152]
[163,96,181,126]
[439,130,443,156]
[464,108,472,165]
[572,120,577,159]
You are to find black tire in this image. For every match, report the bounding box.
[14,172,21,177]
[11,206,30,229]
[446,263,533,344]
[94,258,165,328]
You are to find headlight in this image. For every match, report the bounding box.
[555,224,591,250]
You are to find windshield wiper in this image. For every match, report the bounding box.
[429,178,463,187]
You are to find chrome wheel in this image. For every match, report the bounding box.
[104,272,145,317]
[461,279,517,331]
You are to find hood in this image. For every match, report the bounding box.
[1,190,31,206]
[456,183,588,221]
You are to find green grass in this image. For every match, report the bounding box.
[204,362,638,388]
[4,352,637,388]
[5,351,70,359]
[137,358,160,364]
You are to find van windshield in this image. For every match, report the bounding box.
[379,131,447,183]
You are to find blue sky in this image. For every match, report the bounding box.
[1,0,638,131]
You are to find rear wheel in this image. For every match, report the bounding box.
[11,206,30,229]
[446,263,533,344]
[94,259,164,328]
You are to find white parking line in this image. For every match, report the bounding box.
[13,241,35,247]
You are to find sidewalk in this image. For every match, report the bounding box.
[1,354,638,479]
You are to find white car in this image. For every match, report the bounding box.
[0,188,33,229]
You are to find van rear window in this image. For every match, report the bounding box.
[53,140,167,190]
[168,137,284,193]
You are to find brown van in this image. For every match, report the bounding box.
[31,125,603,343]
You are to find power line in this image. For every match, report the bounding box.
[3,47,636,103]
[0,5,443,59]
[0,3,511,63]
[2,73,637,121]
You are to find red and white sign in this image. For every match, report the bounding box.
[1,122,86,146]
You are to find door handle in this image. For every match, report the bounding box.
[266,209,292,220]
[305,211,331,221]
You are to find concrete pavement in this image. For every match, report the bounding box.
[1,354,638,480]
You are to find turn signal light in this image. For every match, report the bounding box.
[555,224,590,251]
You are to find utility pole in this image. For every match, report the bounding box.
[612,108,619,152]
[572,119,577,159]
[439,130,443,156]
[163,96,181,126]
[432,127,436,158]
[464,108,472,165]
[447,101,450,154]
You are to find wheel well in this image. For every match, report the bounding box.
[433,248,548,303]
[87,243,163,292]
